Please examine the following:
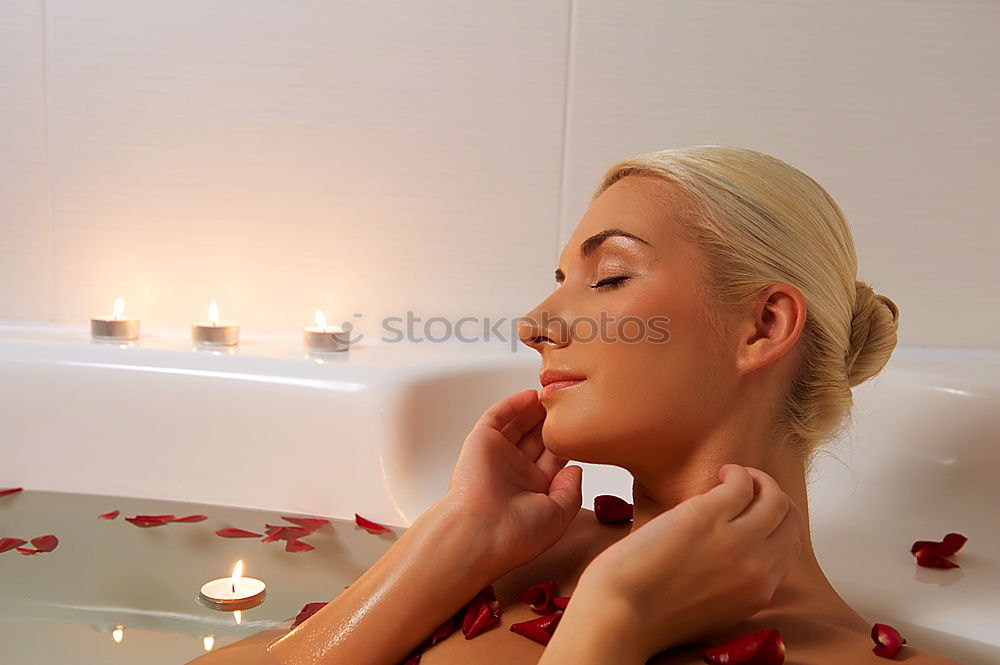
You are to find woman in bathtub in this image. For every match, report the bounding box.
[191,146,960,664]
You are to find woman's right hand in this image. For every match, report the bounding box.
[438,388,583,577]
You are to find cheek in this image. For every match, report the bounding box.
[540,303,725,463]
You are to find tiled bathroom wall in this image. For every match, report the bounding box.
[1,0,997,346]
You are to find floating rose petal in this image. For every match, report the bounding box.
[594,495,633,524]
[703,628,785,665]
[430,613,460,645]
[135,514,177,522]
[282,516,330,530]
[126,516,170,528]
[17,547,41,555]
[553,596,570,610]
[509,612,563,645]
[0,537,27,554]
[355,513,391,535]
[522,580,557,613]
[98,510,120,520]
[0,487,23,498]
[461,586,501,639]
[871,622,907,659]
[215,528,263,538]
[285,539,315,553]
[914,546,959,569]
[173,515,208,523]
[265,525,313,540]
[30,534,58,552]
[911,532,968,558]
[290,601,328,629]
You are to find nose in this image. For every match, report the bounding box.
[517,308,570,352]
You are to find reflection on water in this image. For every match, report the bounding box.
[0,490,398,664]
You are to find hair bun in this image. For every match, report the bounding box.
[846,281,900,387]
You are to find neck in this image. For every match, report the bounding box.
[625,435,858,624]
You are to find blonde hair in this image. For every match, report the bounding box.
[593,146,899,466]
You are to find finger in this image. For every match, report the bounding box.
[547,465,583,527]
[476,389,545,444]
[518,419,545,460]
[730,467,791,537]
[761,501,803,585]
[697,464,755,521]
[535,447,570,482]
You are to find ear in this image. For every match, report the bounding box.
[734,283,807,374]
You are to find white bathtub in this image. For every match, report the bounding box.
[1,323,997,663]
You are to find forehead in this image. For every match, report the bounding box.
[561,175,686,261]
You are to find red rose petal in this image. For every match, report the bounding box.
[285,539,315,553]
[461,586,501,639]
[135,514,177,522]
[871,622,907,659]
[17,547,41,555]
[914,546,959,569]
[215,528,263,538]
[265,524,313,540]
[594,495,633,524]
[509,612,563,645]
[282,516,330,530]
[0,537,27,553]
[98,510,120,520]
[910,532,968,558]
[0,487,23,498]
[173,515,208,523]
[125,517,170,528]
[522,580,557,613]
[290,601,328,629]
[553,596,569,609]
[355,513,391,535]
[703,628,786,665]
[430,613,461,645]
[30,534,58,552]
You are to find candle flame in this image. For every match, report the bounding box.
[112,625,124,644]
[203,635,215,651]
[315,309,328,331]
[231,559,243,587]
[234,609,243,625]
[208,301,220,327]
[112,297,125,321]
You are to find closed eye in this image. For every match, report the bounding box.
[589,275,630,290]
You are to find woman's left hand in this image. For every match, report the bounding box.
[544,464,803,662]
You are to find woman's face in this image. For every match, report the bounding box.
[518,175,737,470]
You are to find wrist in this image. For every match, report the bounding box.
[417,497,502,588]
[539,587,649,665]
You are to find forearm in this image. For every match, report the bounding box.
[538,584,651,665]
[266,499,497,665]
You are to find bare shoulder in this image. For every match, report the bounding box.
[649,616,965,665]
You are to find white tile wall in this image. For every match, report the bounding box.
[562,0,1000,348]
[45,0,570,331]
[0,0,48,320]
[0,0,997,346]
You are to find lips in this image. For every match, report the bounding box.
[539,369,586,400]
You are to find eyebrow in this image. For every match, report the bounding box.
[554,228,653,282]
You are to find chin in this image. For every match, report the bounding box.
[541,410,621,466]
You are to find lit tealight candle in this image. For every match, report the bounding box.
[192,300,240,346]
[198,560,266,611]
[91,298,140,341]
[304,309,351,353]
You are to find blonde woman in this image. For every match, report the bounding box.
[195,147,959,664]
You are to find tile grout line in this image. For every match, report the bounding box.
[40,0,54,322]
[554,0,577,264]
